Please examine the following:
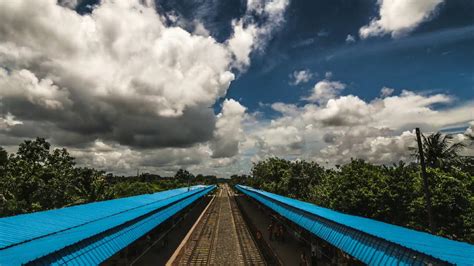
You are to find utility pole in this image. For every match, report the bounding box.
[415,128,435,233]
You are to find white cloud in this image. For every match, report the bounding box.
[254,125,304,157]
[248,89,474,166]
[345,34,356,43]
[58,0,82,9]
[0,0,295,177]
[466,122,474,138]
[227,0,289,70]
[0,113,23,131]
[306,96,373,126]
[70,140,210,175]
[360,0,444,38]
[0,69,72,110]
[0,0,242,152]
[193,21,211,37]
[227,21,258,70]
[210,99,247,158]
[320,128,416,165]
[0,0,234,117]
[380,87,395,97]
[303,80,346,104]
[290,69,313,85]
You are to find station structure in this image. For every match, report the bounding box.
[1,184,473,265]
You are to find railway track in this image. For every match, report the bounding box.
[169,184,265,265]
[229,189,266,265]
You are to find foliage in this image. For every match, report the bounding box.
[0,138,77,215]
[1,134,473,243]
[175,169,195,180]
[410,168,473,240]
[0,138,215,218]
[195,174,218,185]
[249,158,325,200]
[108,182,161,198]
[412,132,466,169]
[234,157,474,243]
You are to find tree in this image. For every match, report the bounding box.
[109,182,159,198]
[1,138,77,215]
[251,157,292,193]
[410,168,473,242]
[69,167,112,204]
[174,169,194,180]
[312,159,392,220]
[1,138,194,217]
[416,132,465,169]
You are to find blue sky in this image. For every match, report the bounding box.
[226,0,474,113]
[0,0,473,176]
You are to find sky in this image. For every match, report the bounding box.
[0,0,473,177]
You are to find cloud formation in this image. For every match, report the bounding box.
[0,0,294,176]
[303,79,346,104]
[0,0,239,149]
[57,0,83,9]
[0,69,72,110]
[345,34,356,43]
[0,0,283,153]
[380,87,395,97]
[0,0,471,177]
[227,0,290,70]
[360,0,444,38]
[248,85,474,165]
[289,69,313,85]
[210,99,247,158]
[0,113,23,131]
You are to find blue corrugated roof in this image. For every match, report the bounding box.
[0,185,215,265]
[47,187,213,265]
[236,185,474,266]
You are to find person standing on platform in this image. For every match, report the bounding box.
[268,222,274,241]
[278,224,285,242]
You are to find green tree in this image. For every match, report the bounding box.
[69,167,112,204]
[252,157,291,185]
[249,158,326,200]
[311,159,392,220]
[109,182,160,198]
[417,132,465,169]
[175,169,194,180]
[0,138,196,217]
[410,168,473,242]
[1,138,76,215]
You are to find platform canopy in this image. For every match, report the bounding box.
[0,185,215,265]
[236,185,474,266]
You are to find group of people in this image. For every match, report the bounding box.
[267,220,287,242]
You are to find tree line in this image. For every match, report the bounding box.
[0,138,217,217]
[230,132,474,243]
[1,133,472,243]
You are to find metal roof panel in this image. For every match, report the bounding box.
[237,185,474,266]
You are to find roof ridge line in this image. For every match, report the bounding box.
[0,187,190,251]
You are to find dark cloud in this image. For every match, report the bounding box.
[323,132,338,144]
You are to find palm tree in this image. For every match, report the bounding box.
[418,132,465,169]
